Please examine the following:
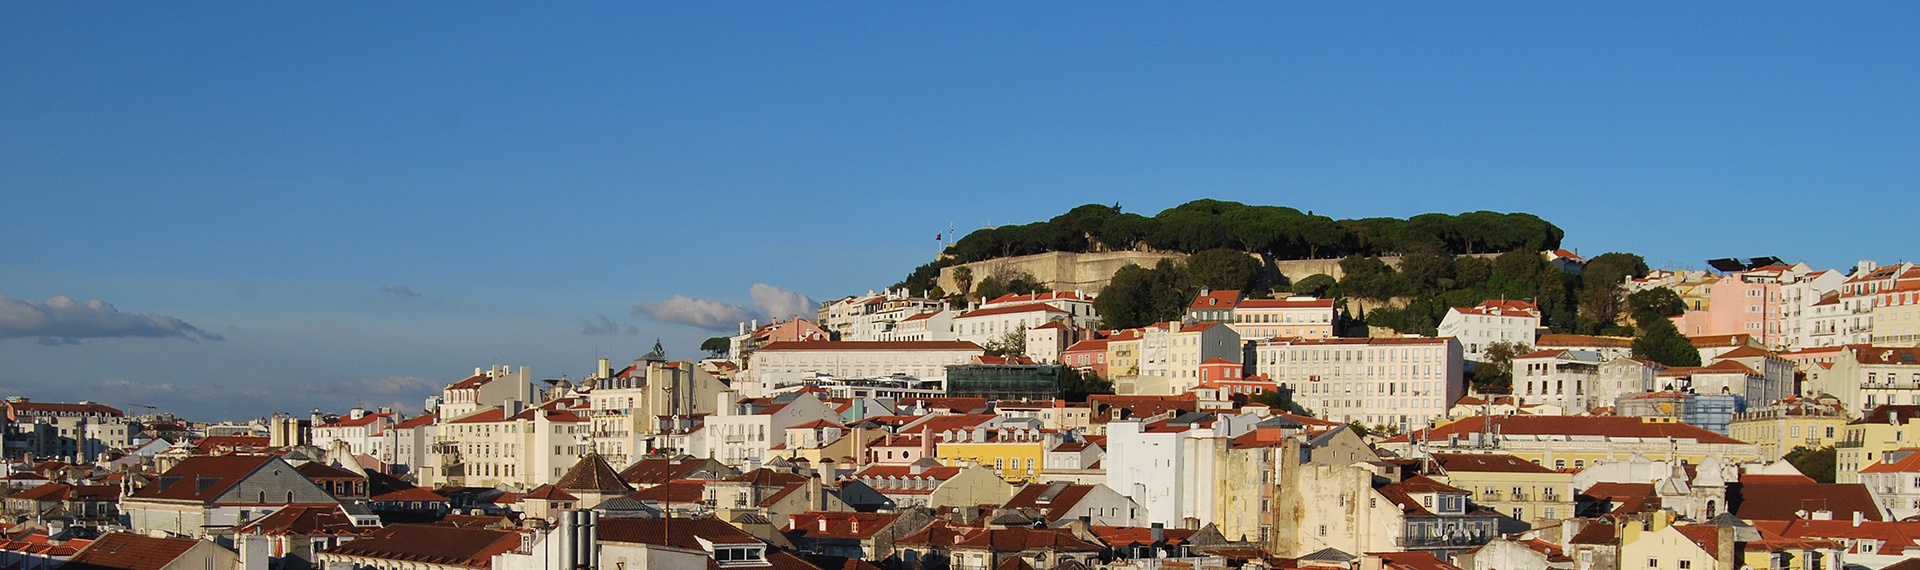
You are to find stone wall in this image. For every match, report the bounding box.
[937,251,1188,296]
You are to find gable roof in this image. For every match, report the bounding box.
[783,511,903,540]
[63,533,199,570]
[598,517,761,548]
[319,524,521,569]
[1430,453,1557,474]
[1003,483,1098,522]
[235,504,375,536]
[951,528,1100,552]
[1730,482,1882,522]
[131,455,278,503]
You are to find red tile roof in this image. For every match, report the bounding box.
[1732,482,1882,522]
[951,528,1100,552]
[1236,297,1336,309]
[1089,525,1196,546]
[783,511,902,540]
[1189,290,1241,310]
[597,517,761,548]
[554,453,633,494]
[131,455,279,503]
[958,305,1069,319]
[1430,453,1557,474]
[319,524,521,568]
[1003,483,1096,522]
[235,505,376,536]
[759,341,984,352]
[628,480,706,503]
[1535,334,1633,349]
[64,533,199,570]
[1389,415,1747,445]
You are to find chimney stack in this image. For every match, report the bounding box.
[598,358,611,379]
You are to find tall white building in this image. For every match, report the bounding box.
[1437,300,1543,362]
[1250,337,1463,428]
[1104,412,1262,528]
[746,341,984,396]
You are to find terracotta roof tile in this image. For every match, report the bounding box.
[320,524,520,568]
[64,533,199,570]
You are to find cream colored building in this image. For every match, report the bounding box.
[422,398,591,489]
[1430,452,1575,529]
[1837,404,1920,484]
[1385,415,1764,470]
[1814,345,1920,416]
[1251,336,1463,428]
[748,340,984,393]
[1728,396,1848,461]
[1228,296,1336,341]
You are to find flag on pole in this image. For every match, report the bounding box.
[935,233,942,241]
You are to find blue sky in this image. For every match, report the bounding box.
[3,3,1916,419]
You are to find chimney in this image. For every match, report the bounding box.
[598,358,610,379]
[349,408,366,420]
[1151,522,1164,542]
[819,517,828,532]
[1854,510,1865,527]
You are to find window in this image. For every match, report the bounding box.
[1678,560,1691,569]
[1648,557,1659,567]
[1318,525,1327,537]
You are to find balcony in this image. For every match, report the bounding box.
[1397,535,1491,549]
[1837,440,1864,449]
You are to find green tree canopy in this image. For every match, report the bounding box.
[1628,288,1687,325]
[1632,317,1701,367]
[700,337,730,357]
[1187,249,1261,292]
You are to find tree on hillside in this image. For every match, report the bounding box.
[1628,287,1687,326]
[1491,250,1545,290]
[1061,369,1115,402]
[1292,274,1337,298]
[1094,261,1194,329]
[700,337,730,358]
[1633,317,1701,368]
[1473,340,1531,392]
[1578,252,1650,327]
[1187,249,1261,292]
[1338,256,1402,302]
[1784,445,1837,484]
[984,324,1028,357]
[952,267,974,302]
[1453,256,1493,287]
[1398,246,1456,294]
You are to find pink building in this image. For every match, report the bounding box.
[1671,266,1787,348]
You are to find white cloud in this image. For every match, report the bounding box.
[0,295,224,344]
[750,284,816,322]
[633,295,757,330]
[632,284,817,331]
[299,375,442,396]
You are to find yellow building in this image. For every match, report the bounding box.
[933,426,1058,482]
[1729,396,1849,461]
[1837,404,1920,484]
[1106,330,1142,379]
[1618,517,1735,570]
[1385,416,1764,469]
[1431,452,1575,528]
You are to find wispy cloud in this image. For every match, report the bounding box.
[380,285,421,299]
[0,295,224,345]
[581,314,639,336]
[633,284,816,331]
[298,375,442,396]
